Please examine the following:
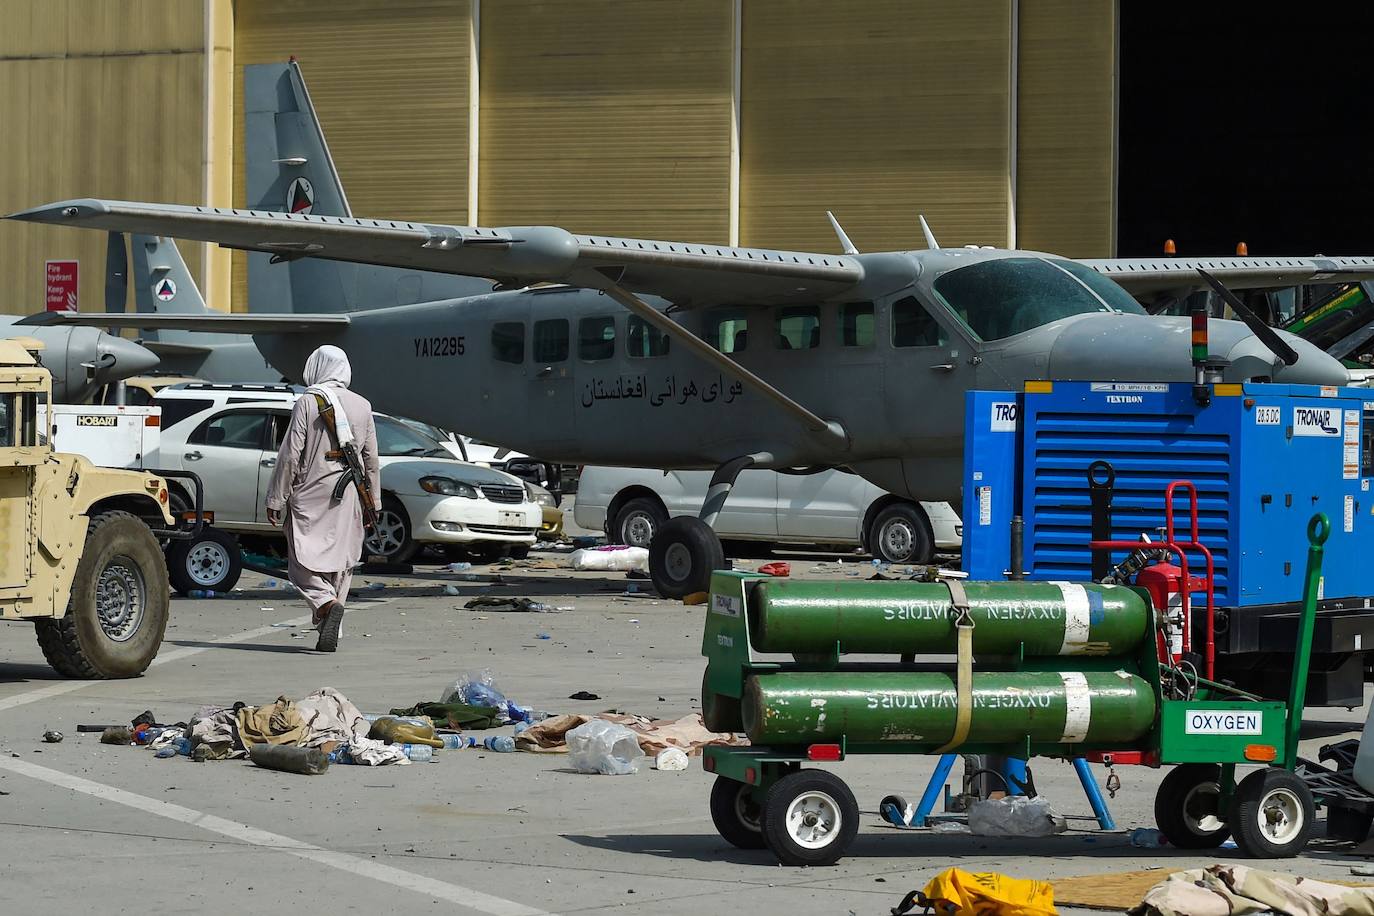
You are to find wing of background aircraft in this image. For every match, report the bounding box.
[6,199,865,308]
[1083,255,1374,296]
[16,310,348,334]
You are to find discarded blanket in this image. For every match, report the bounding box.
[1130,864,1374,916]
[189,705,244,759]
[463,596,548,613]
[515,713,747,755]
[296,687,370,747]
[237,696,309,749]
[388,701,501,731]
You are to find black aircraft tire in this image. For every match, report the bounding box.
[1229,768,1315,858]
[649,516,725,599]
[35,511,170,679]
[166,526,242,595]
[1154,764,1231,849]
[709,776,768,850]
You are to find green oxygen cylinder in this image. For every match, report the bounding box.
[742,670,1156,746]
[749,579,1148,657]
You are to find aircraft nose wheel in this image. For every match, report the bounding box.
[648,516,725,599]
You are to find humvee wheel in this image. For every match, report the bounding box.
[35,511,170,678]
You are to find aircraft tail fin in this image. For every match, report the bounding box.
[244,60,490,313]
[129,233,222,345]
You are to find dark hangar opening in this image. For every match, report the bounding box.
[1117,3,1374,258]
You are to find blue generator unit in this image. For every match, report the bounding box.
[963,380,1374,706]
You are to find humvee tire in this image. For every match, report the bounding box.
[35,511,171,678]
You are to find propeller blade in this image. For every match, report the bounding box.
[1196,268,1300,366]
[105,231,127,313]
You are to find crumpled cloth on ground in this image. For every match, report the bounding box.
[515,713,747,755]
[237,697,309,749]
[147,726,187,751]
[1130,864,1374,916]
[389,701,501,731]
[189,705,245,759]
[296,687,370,747]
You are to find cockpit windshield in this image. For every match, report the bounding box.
[932,257,1146,341]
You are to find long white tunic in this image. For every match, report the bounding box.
[265,389,380,572]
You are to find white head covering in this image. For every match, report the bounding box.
[302,345,351,389]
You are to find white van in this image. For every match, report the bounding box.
[574,466,961,564]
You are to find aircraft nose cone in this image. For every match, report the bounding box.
[1046,313,1349,386]
[96,333,159,379]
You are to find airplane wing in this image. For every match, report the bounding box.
[1083,256,1374,297]
[7,199,865,307]
[15,310,349,334]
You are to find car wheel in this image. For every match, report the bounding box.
[613,496,667,549]
[166,526,242,595]
[365,496,419,564]
[508,544,531,560]
[868,503,933,564]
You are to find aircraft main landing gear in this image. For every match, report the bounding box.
[648,455,758,598]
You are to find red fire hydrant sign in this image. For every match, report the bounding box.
[45,259,78,311]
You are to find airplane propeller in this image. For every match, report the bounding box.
[1195,268,1300,367]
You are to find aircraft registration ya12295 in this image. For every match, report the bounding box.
[12,60,1374,596]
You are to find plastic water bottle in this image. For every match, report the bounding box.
[399,743,434,762]
[1129,827,1167,848]
[328,746,355,765]
[438,734,468,750]
[483,736,516,753]
[154,737,192,758]
[513,721,531,736]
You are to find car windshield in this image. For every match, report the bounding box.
[931,256,1146,341]
[374,416,450,458]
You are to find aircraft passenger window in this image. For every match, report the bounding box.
[491,322,525,364]
[776,306,821,350]
[932,257,1146,341]
[189,411,269,450]
[626,316,670,358]
[532,319,569,363]
[707,315,749,354]
[840,302,875,347]
[892,297,947,347]
[578,316,617,361]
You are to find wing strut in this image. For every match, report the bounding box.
[596,280,849,450]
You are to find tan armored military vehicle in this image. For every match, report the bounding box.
[0,337,179,677]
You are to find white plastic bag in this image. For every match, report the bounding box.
[566,719,643,775]
[653,747,689,771]
[440,668,509,711]
[568,546,650,573]
[966,795,1066,837]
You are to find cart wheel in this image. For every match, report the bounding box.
[879,794,915,828]
[762,769,859,866]
[1154,764,1232,848]
[709,776,767,849]
[1229,768,1315,858]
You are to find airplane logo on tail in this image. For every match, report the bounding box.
[287,177,314,215]
[154,278,177,301]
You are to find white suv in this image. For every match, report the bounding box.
[151,384,541,591]
[574,466,961,564]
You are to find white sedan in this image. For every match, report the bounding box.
[153,399,541,589]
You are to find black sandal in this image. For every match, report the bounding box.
[315,602,344,652]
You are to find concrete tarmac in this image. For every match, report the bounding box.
[0,550,1369,915]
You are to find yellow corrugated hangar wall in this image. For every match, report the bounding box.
[0,0,218,314]
[0,1,1117,316]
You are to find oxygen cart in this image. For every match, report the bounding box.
[699,514,1333,866]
